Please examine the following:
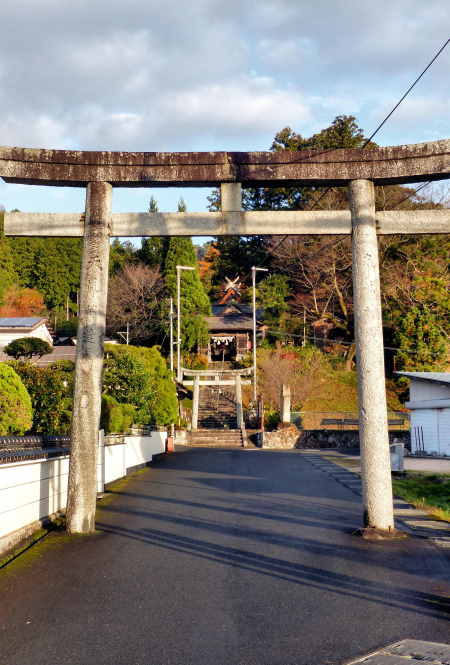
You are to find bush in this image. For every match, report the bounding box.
[265,409,281,430]
[0,364,33,435]
[103,344,178,426]
[4,337,52,360]
[56,318,78,337]
[183,353,208,370]
[100,395,135,434]
[10,361,73,434]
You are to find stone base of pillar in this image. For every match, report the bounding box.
[354,526,408,541]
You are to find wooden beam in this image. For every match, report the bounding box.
[4,209,449,237]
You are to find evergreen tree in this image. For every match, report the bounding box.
[139,196,169,269]
[163,236,210,351]
[109,239,137,276]
[395,306,448,371]
[8,236,82,311]
[148,196,159,213]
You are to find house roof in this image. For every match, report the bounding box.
[207,302,264,332]
[396,371,450,386]
[0,317,46,330]
[206,315,253,332]
[205,301,264,332]
[211,303,263,318]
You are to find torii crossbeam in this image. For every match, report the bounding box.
[1,140,449,536]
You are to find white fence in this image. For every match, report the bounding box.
[0,431,166,556]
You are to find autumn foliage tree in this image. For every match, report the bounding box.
[0,285,46,317]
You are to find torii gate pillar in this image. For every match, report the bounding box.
[66,181,112,534]
[350,179,394,532]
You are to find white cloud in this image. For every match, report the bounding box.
[0,0,448,156]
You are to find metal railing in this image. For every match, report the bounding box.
[290,411,409,431]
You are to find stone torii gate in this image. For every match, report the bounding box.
[1,141,449,535]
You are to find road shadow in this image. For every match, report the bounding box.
[96,449,450,623]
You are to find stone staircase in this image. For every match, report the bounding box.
[189,429,244,447]
[190,386,243,447]
[198,386,237,429]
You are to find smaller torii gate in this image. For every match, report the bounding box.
[1,140,449,536]
[181,366,252,431]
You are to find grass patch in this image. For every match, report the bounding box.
[392,473,450,522]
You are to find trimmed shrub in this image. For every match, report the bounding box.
[100,396,135,434]
[0,364,33,435]
[10,361,72,434]
[103,344,178,426]
[4,337,52,360]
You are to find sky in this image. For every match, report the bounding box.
[0,0,449,227]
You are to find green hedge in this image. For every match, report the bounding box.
[10,361,73,434]
[101,395,135,434]
[103,344,178,426]
[0,364,33,435]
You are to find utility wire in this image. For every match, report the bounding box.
[243,38,450,275]
[306,36,450,212]
[392,180,433,209]
[265,328,401,352]
[362,36,450,147]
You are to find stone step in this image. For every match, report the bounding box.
[189,427,244,447]
[192,429,241,436]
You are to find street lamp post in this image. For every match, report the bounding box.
[252,266,268,403]
[169,297,174,373]
[176,265,195,382]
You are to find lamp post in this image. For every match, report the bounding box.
[176,265,195,382]
[169,297,174,374]
[252,266,268,403]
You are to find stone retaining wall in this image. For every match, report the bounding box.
[262,425,410,450]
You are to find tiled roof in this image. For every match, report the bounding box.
[206,315,253,331]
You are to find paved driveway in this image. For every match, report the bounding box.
[1,448,449,665]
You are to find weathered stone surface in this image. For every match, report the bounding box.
[66,181,112,534]
[347,640,450,665]
[1,139,449,186]
[351,179,394,531]
[263,424,300,449]
[262,428,409,450]
[4,209,449,238]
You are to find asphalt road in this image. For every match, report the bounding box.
[1,448,449,665]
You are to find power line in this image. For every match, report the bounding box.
[306,37,450,212]
[265,328,401,352]
[362,36,450,148]
[242,39,450,274]
[392,180,433,209]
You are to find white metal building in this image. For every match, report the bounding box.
[0,317,53,350]
[397,372,450,457]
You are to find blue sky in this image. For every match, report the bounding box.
[0,0,449,232]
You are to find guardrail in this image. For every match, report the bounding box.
[290,411,410,431]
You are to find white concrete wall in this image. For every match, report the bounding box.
[410,380,450,402]
[104,443,127,484]
[0,431,167,554]
[0,455,70,542]
[124,431,166,469]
